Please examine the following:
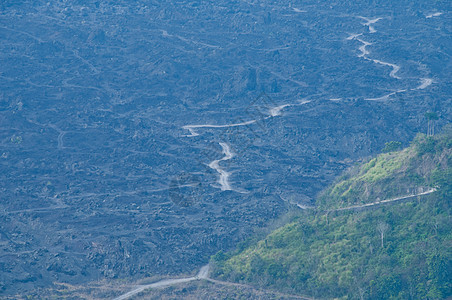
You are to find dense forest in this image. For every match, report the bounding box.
[211,128,451,299]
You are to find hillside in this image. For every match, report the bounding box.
[1,0,451,296]
[211,130,452,299]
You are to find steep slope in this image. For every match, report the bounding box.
[211,130,452,299]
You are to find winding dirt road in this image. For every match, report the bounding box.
[113,264,312,300]
[113,265,210,300]
[208,142,234,191]
[331,188,437,212]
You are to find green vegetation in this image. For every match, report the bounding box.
[211,130,452,299]
[382,141,402,153]
[316,131,451,210]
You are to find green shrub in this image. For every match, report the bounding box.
[382,141,402,153]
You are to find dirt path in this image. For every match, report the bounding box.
[293,188,436,212]
[113,264,312,300]
[331,188,436,212]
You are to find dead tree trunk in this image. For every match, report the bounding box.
[377,222,389,248]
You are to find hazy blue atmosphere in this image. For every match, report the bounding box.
[0,0,450,298]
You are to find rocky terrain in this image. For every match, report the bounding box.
[0,0,450,297]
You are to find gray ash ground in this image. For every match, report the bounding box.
[0,0,450,296]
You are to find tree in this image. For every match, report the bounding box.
[424,112,439,136]
[358,287,366,300]
[382,141,402,153]
[377,222,389,248]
